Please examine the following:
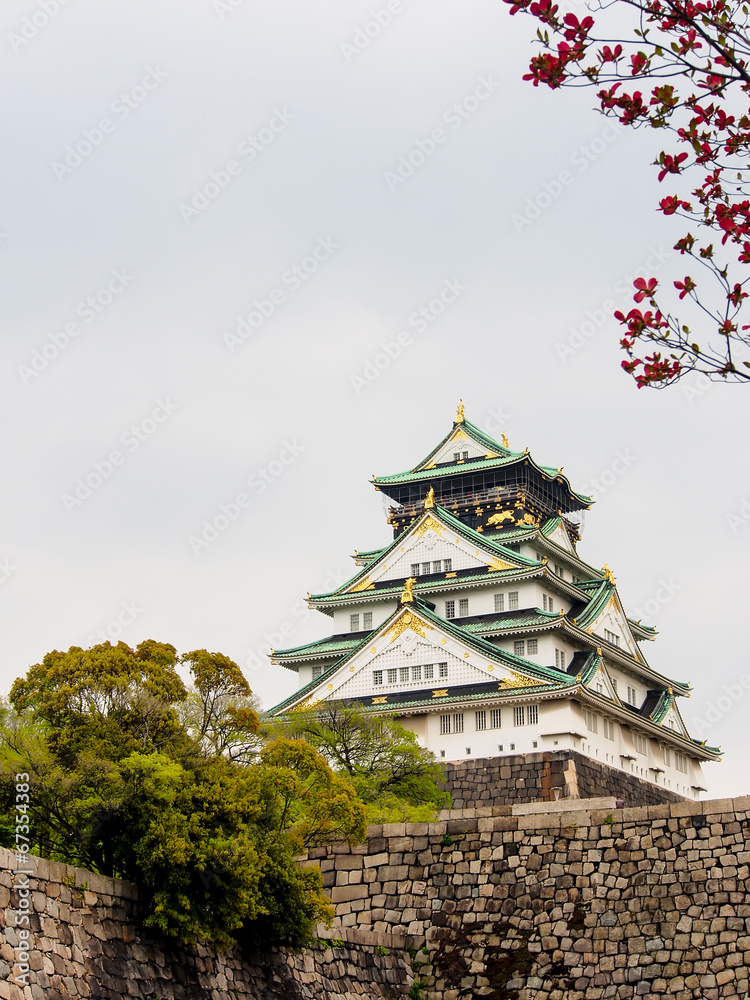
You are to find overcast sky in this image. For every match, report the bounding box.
[2,0,747,798]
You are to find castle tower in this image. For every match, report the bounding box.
[267,405,719,800]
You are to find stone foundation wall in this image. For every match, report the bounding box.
[308,794,750,999]
[6,794,750,999]
[0,847,414,1000]
[440,750,686,809]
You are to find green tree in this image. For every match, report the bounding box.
[0,641,365,951]
[283,702,450,822]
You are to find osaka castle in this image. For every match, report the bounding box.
[267,404,719,799]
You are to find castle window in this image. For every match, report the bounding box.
[399,667,409,683]
[555,649,566,669]
[453,713,464,733]
[509,591,519,611]
[412,665,422,681]
[411,563,420,577]
[675,753,688,773]
[527,639,538,654]
[432,561,442,574]
[543,594,554,612]
[459,598,469,616]
[627,685,638,706]
[514,640,525,656]
[424,664,434,680]
[312,665,323,680]
[514,706,525,726]
[350,614,360,632]
[439,662,448,678]
[387,669,397,684]
[490,708,502,729]
[373,670,383,686]
[444,559,452,572]
[494,593,505,613]
[363,612,372,629]
[662,745,671,766]
[475,710,487,730]
[603,719,614,740]
[440,714,451,734]
[422,562,431,575]
[604,629,620,647]
[634,733,649,755]
[583,709,598,733]
[445,601,455,619]
[528,704,539,725]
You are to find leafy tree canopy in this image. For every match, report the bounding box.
[281,702,450,823]
[0,641,365,951]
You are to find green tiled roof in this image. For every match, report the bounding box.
[353,547,386,564]
[459,609,561,633]
[373,435,592,506]
[267,598,574,716]
[310,504,542,601]
[412,419,514,470]
[572,579,614,630]
[271,635,363,660]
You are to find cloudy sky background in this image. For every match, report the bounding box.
[2,0,747,797]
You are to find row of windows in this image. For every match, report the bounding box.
[350,612,373,632]
[583,714,690,772]
[445,599,469,619]
[441,705,539,735]
[604,629,620,647]
[475,708,503,730]
[373,662,448,686]
[411,559,453,576]
[453,451,470,462]
[494,591,519,613]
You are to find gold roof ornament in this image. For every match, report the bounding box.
[455,399,465,424]
[424,486,435,509]
[602,564,616,584]
[501,432,509,448]
[400,576,416,604]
